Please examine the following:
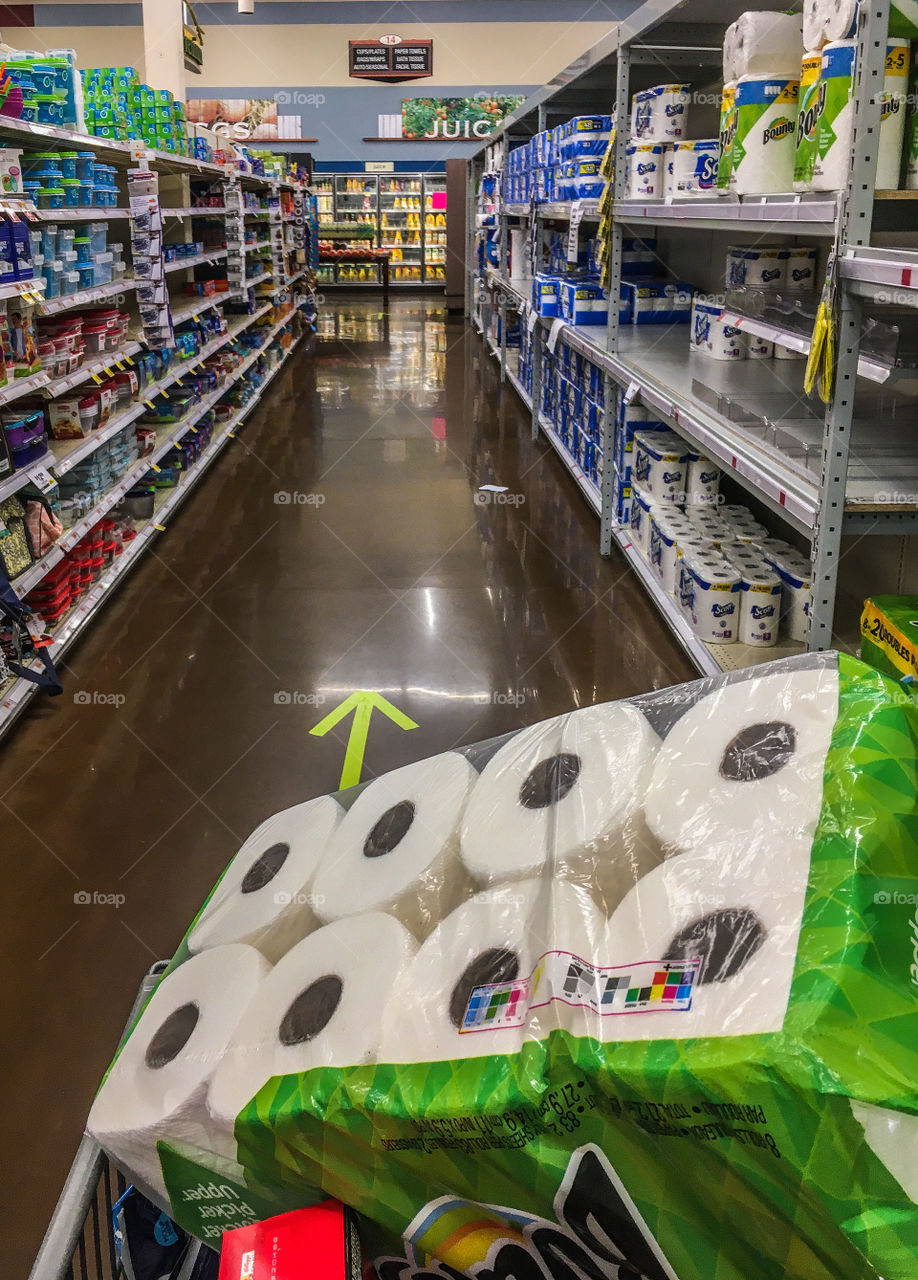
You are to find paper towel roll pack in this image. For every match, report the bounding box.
[729,11,804,78]
[804,0,918,46]
[717,82,738,191]
[812,38,910,190]
[732,75,800,194]
[87,655,918,1280]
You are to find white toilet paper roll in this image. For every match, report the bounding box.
[378,879,605,1062]
[686,453,721,506]
[746,333,775,359]
[630,482,654,554]
[187,796,343,963]
[732,11,805,78]
[208,913,417,1134]
[631,85,691,142]
[774,341,806,359]
[671,140,719,196]
[460,702,659,910]
[627,143,664,199]
[88,945,271,1201]
[785,247,818,290]
[644,665,838,855]
[802,0,830,52]
[851,1100,918,1204]
[312,752,477,936]
[681,557,743,644]
[708,313,747,361]
[602,843,812,1040]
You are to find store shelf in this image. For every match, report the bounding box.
[164,248,229,273]
[244,240,272,255]
[614,195,839,236]
[15,307,293,590]
[0,277,45,301]
[162,206,228,219]
[485,323,807,677]
[38,278,136,318]
[39,342,144,401]
[839,246,918,307]
[33,208,132,222]
[0,450,55,503]
[0,368,51,404]
[49,304,273,477]
[170,290,244,327]
[0,330,304,741]
[718,309,906,385]
[0,113,228,177]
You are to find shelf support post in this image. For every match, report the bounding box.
[810,0,889,650]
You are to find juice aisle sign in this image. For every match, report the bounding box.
[402,95,525,140]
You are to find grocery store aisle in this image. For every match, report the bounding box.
[0,298,691,1272]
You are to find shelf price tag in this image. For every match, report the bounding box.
[566,200,585,264]
[124,355,135,366]
[114,360,125,371]
[90,373,102,384]
[150,463,161,473]
[29,465,56,493]
[154,523,166,531]
[527,306,539,334]
[547,317,565,353]
[623,380,641,406]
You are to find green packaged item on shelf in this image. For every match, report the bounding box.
[793,52,823,190]
[716,82,736,191]
[861,595,918,686]
[86,651,918,1280]
[905,58,918,189]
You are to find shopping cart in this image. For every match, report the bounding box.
[29,961,169,1280]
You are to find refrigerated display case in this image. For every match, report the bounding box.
[316,171,447,286]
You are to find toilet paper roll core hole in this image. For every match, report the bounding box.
[663,909,765,983]
[448,948,520,1027]
[144,1002,200,1070]
[280,974,344,1046]
[241,842,290,893]
[363,800,416,858]
[719,722,797,782]
[519,753,582,809]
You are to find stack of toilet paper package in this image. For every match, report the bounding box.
[88,652,918,1279]
[719,7,918,194]
[627,82,722,201]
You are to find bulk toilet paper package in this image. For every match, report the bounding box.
[88,653,918,1280]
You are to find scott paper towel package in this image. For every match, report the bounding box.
[88,656,918,1280]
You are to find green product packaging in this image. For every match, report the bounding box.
[716,81,737,191]
[861,595,918,687]
[732,76,799,195]
[793,52,824,191]
[891,0,918,36]
[86,653,918,1279]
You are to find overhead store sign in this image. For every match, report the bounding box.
[401,95,525,140]
[349,38,433,82]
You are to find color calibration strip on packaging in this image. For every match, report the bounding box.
[460,952,701,1032]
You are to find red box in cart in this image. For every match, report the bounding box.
[218,1202,364,1280]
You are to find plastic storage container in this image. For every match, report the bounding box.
[37,187,64,210]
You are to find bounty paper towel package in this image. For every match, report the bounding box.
[793,51,824,191]
[732,75,800,194]
[861,594,918,682]
[813,39,910,190]
[717,83,738,191]
[88,655,918,1280]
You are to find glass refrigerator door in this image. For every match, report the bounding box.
[422,175,447,284]
[379,173,423,284]
[334,173,378,231]
[314,175,334,224]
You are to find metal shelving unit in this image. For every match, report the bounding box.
[467,0,918,673]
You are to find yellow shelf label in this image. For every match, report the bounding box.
[150,463,161,473]
[124,356,135,366]
[90,373,102,384]
[145,400,156,409]
[154,523,166,531]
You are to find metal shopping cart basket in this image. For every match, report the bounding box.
[29,961,169,1280]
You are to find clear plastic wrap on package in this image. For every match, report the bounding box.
[89,653,918,1279]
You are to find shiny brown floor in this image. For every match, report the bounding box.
[1,299,692,1271]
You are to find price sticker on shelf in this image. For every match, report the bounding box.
[103,367,114,378]
[547,317,565,353]
[145,399,156,409]
[227,431,236,439]
[527,307,539,334]
[90,373,102,384]
[150,463,161,473]
[114,360,125,371]
[566,200,585,264]
[29,465,56,493]
[623,380,641,406]
[154,523,166,532]
[124,355,135,366]
[188,425,198,434]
